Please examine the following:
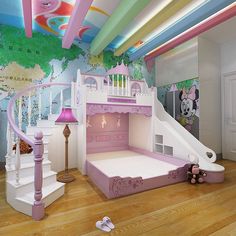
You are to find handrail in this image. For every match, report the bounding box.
[7,82,71,146]
[7,82,71,220]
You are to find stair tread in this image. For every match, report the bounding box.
[5,159,51,172]
[10,150,49,158]
[16,182,65,205]
[27,132,52,137]
[7,170,57,188]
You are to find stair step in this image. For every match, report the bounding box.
[37,119,56,128]
[7,170,57,197]
[48,114,60,121]
[10,151,48,164]
[26,126,53,135]
[27,133,51,142]
[6,160,52,181]
[16,182,65,206]
[13,182,64,216]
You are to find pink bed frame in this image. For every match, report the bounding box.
[86,146,191,199]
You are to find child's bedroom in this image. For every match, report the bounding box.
[0,0,236,235]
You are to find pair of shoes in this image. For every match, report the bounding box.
[96,216,115,232]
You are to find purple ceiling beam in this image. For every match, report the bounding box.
[62,0,93,49]
[22,0,32,37]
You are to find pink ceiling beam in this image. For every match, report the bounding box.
[145,4,236,62]
[22,0,32,37]
[62,0,93,49]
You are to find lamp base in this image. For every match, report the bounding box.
[57,173,75,183]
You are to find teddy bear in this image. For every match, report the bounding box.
[187,164,207,184]
[13,139,33,155]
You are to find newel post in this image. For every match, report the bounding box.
[32,131,45,220]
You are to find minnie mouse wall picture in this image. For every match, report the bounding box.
[178,85,199,132]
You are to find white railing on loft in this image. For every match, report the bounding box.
[80,71,152,99]
[6,82,72,220]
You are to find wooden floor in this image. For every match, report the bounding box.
[0,160,236,236]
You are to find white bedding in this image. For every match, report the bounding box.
[87,150,178,179]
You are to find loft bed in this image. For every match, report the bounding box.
[80,62,191,198]
[75,61,224,199]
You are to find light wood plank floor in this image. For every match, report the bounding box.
[0,160,236,236]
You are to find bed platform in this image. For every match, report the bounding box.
[86,148,190,198]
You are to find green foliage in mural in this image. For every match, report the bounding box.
[132,58,143,80]
[0,25,84,77]
[176,78,198,90]
[103,50,130,69]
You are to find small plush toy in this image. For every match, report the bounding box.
[187,164,207,184]
[13,139,33,155]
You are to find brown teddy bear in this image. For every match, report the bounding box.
[187,164,207,184]
[13,139,33,155]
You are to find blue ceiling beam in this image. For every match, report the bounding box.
[129,0,235,61]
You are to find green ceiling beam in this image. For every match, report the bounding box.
[90,0,152,56]
[115,0,193,56]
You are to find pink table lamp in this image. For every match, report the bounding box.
[55,107,78,183]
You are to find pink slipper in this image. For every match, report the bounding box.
[96,220,111,232]
[103,216,115,229]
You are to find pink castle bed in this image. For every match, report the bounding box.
[81,63,224,199]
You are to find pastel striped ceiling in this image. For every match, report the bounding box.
[0,0,235,59]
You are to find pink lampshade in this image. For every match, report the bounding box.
[55,107,78,125]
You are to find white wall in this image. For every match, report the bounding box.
[129,114,153,151]
[221,40,236,74]
[155,36,222,154]
[155,38,198,87]
[48,125,78,172]
[198,37,221,154]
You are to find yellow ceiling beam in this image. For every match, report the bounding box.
[114,0,193,56]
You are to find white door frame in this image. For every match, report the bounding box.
[222,71,236,161]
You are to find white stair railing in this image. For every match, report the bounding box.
[6,82,71,220]
[6,122,13,170]
[38,89,42,121]
[49,89,52,115]
[15,137,21,186]
[28,92,31,127]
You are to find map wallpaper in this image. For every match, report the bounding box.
[0,25,155,162]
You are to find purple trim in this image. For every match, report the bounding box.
[107,97,136,104]
[22,0,32,37]
[32,132,45,220]
[128,146,190,167]
[62,0,93,48]
[87,145,129,154]
[86,159,189,199]
[202,170,224,183]
[86,103,152,116]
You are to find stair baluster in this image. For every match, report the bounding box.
[28,92,31,127]
[60,89,63,111]
[49,89,52,115]
[6,122,13,170]
[32,131,45,221]
[15,137,21,185]
[18,97,22,130]
[107,76,110,95]
[38,89,42,120]
[112,74,114,95]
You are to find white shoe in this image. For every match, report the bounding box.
[96,220,111,232]
[103,216,115,229]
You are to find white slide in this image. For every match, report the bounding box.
[153,93,224,172]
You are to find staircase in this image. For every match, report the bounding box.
[6,114,65,216]
[5,82,72,220]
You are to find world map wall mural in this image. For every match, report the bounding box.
[0,25,155,162]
